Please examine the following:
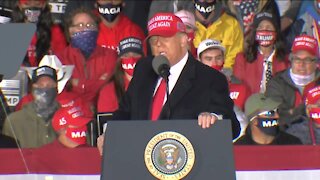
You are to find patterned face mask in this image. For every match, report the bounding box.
[255,30,276,47]
[32,87,58,119]
[70,30,98,58]
[33,87,57,108]
[23,7,42,23]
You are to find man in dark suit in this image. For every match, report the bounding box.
[98,12,240,155]
[114,12,240,136]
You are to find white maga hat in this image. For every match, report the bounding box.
[197,39,226,59]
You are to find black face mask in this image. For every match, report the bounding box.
[194,0,216,19]
[256,118,279,136]
[23,7,42,23]
[97,3,122,22]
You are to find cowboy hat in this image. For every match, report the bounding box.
[24,55,74,94]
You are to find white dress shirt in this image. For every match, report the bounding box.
[153,52,189,105]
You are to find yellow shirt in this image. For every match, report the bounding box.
[194,12,244,69]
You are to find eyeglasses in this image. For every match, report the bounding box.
[291,57,317,65]
[258,109,277,117]
[70,22,97,30]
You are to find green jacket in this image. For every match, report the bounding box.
[2,103,58,148]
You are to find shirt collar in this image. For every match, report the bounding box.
[169,52,188,78]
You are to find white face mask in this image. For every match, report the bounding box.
[290,69,315,86]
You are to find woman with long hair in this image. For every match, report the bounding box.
[97,36,144,113]
[57,7,117,111]
[11,0,67,67]
[233,11,289,95]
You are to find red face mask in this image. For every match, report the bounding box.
[211,64,223,71]
[19,0,45,5]
[309,107,320,124]
[121,57,140,76]
[255,30,276,47]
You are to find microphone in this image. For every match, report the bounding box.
[152,55,170,81]
[152,55,171,119]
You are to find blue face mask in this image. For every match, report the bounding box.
[70,30,98,58]
[97,3,122,22]
[256,118,279,136]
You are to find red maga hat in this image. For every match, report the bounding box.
[291,35,318,56]
[146,12,186,40]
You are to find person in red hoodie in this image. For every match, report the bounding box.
[11,0,67,67]
[57,7,117,111]
[97,36,144,113]
[95,0,146,53]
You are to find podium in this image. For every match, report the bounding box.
[101,120,236,179]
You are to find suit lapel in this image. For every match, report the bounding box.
[160,56,196,119]
[138,63,158,119]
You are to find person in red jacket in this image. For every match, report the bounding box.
[233,12,289,96]
[97,36,144,113]
[11,0,67,67]
[95,0,146,53]
[57,7,117,111]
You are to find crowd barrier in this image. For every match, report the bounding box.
[0,145,320,179]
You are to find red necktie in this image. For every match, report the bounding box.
[151,79,167,121]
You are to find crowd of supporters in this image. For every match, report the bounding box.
[1,0,320,148]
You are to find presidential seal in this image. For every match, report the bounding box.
[144,131,195,180]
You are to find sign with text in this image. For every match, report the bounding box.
[0,69,28,110]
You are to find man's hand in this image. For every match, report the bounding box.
[97,133,105,156]
[198,112,217,129]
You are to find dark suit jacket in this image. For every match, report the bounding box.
[113,54,240,139]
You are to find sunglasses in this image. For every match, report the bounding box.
[258,109,277,117]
